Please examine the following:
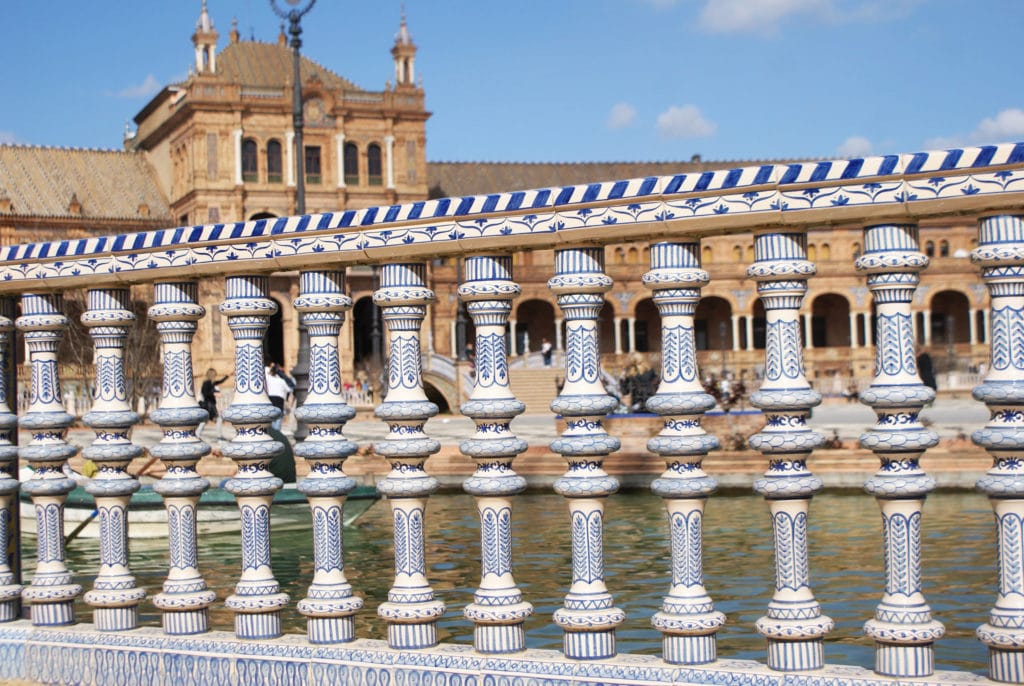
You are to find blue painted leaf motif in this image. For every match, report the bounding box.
[163,350,192,398]
[235,345,266,395]
[313,506,343,573]
[999,512,1024,595]
[712,203,729,214]
[663,325,697,383]
[830,194,849,206]
[601,216,618,225]
[498,508,513,576]
[991,306,1024,371]
[309,343,342,395]
[481,507,500,577]
[962,184,981,195]
[773,510,809,591]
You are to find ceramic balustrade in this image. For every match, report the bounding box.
[548,246,624,660]
[972,214,1024,683]
[457,254,532,654]
[147,281,216,635]
[644,240,725,665]
[219,274,289,639]
[79,288,146,631]
[372,262,446,649]
[292,269,363,644]
[855,224,944,677]
[746,230,833,671]
[0,298,19,622]
[17,293,82,626]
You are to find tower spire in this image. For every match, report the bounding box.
[192,0,219,75]
[391,4,417,89]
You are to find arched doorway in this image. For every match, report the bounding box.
[634,298,660,352]
[264,297,285,366]
[811,293,851,347]
[930,290,970,345]
[599,300,616,354]
[752,298,767,350]
[694,296,733,351]
[351,295,380,366]
[514,299,556,355]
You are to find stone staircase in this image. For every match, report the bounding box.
[509,366,562,414]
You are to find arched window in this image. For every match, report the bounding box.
[925,240,935,257]
[745,245,754,262]
[852,242,862,259]
[939,240,950,257]
[733,245,743,261]
[614,247,626,264]
[702,245,713,264]
[368,143,383,186]
[627,247,639,264]
[242,138,258,183]
[808,244,817,261]
[344,142,359,185]
[266,139,282,183]
[820,243,831,261]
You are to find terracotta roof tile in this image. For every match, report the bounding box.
[0,145,171,221]
[215,41,364,92]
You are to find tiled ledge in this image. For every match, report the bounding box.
[0,622,992,686]
[1,143,1023,292]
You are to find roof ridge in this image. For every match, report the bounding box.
[0,143,136,155]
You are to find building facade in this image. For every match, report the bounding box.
[0,3,989,409]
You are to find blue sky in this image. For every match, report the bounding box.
[3,0,1022,163]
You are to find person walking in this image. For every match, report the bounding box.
[197,368,229,438]
[541,337,553,366]
[265,362,294,432]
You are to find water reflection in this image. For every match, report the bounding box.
[38,490,994,673]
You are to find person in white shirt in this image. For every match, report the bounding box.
[265,363,293,432]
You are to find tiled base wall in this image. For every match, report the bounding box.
[0,622,991,686]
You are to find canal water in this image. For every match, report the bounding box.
[35,489,994,673]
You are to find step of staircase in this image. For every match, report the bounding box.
[509,367,562,414]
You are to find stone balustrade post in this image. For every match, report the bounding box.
[644,241,725,664]
[746,231,834,670]
[855,223,944,677]
[17,293,82,626]
[548,246,625,660]
[80,288,146,630]
[971,214,1024,683]
[148,282,216,635]
[293,270,364,644]
[458,255,533,653]
[373,262,446,649]
[0,299,20,621]
[219,275,289,639]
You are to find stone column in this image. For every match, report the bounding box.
[969,307,979,345]
[745,315,754,351]
[336,133,346,188]
[731,314,741,351]
[555,318,564,352]
[148,282,216,635]
[233,129,243,185]
[80,288,146,631]
[548,247,625,659]
[293,270,363,644]
[803,312,814,349]
[17,293,82,626]
[0,301,20,621]
[286,131,296,187]
[458,254,533,653]
[628,316,637,353]
[613,317,623,354]
[984,309,992,346]
[746,231,833,670]
[644,241,725,664]
[972,215,1024,683]
[855,223,944,677]
[922,309,932,345]
[220,275,289,639]
[865,312,874,347]
[384,135,396,189]
[850,312,860,348]
[373,262,446,649]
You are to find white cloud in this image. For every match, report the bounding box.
[656,105,717,139]
[115,74,161,99]
[697,0,920,35]
[837,135,872,158]
[924,108,1024,149]
[607,103,637,130]
[0,131,19,145]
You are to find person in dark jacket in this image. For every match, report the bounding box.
[197,368,230,437]
[917,350,937,391]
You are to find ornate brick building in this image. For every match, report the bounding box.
[0,3,988,409]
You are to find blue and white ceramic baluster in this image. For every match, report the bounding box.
[219,275,289,639]
[548,246,625,660]
[293,270,363,644]
[148,282,216,635]
[856,223,944,677]
[80,288,146,630]
[645,241,725,665]
[970,215,1024,683]
[0,299,21,622]
[747,231,834,671]
[17,293,82,626]
[458,255,533,653]
[374,262,446,649]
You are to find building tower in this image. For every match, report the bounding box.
[391,7,416,88]
[193,0,218,75]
